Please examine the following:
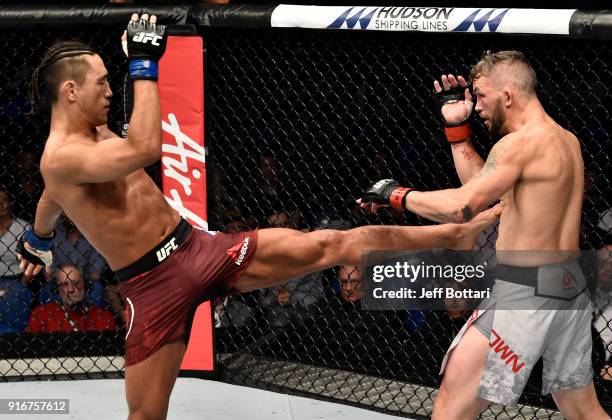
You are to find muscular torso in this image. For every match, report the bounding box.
[40,129,180,270]
[495,117,583,264]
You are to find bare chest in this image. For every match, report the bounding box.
[82,171,152,210]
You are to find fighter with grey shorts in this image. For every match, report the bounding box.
[441,258,594,406]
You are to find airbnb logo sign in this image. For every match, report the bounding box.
[159,35,213,375]
[162,113,208,231]
[159,36,207,233]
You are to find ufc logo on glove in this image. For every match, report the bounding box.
[132,32,163,46]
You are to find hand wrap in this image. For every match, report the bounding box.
[126,17,168,80]
[16,229,55,267]
[434,85,474,143]
[362,179,412,211]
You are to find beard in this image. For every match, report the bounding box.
[487,98,506,137]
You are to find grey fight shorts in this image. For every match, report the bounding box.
[440,258,594,406]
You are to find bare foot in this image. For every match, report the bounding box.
[452,204,501,250]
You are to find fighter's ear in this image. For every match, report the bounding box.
[59,80,78,102]
[503,88,512,107]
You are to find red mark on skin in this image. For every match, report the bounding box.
[461,148,476,160]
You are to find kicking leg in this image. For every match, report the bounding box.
[125,340,186,420]
[236,206,500,292]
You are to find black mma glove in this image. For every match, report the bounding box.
[126,17,168,81]
[362,179,412,211]
[434,84,474,143]
[16,229,55,267]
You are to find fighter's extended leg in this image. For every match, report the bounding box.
[124,340,186,420]
[236,206,500,292]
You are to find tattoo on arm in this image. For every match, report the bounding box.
[461,205,474,222]
[461,147,476,160]
[474,141,509,180]
[430,204,473,223]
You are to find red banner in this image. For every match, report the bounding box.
[159,35,214,374]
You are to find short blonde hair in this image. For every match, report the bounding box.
[470,50,537,94]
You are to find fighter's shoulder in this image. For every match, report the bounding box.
[499,123,555,157]
[95,125,120,141]
[557,127,581,150]
[41,135,95,179]
[490,132,528,163]
[524,121,579,154]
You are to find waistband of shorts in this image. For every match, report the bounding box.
[495,264,538,286]
[495,258,580,287]
[114,218,192,282]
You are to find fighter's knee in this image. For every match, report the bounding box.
[437,370,462,400]
[559,401,609,420]
[431,385,455,420]
[315,229,347,250]
[553,385,609,420]
[127,401,168,420]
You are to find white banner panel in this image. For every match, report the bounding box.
[271,6,576,35]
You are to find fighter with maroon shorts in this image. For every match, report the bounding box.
[17,13,499,420]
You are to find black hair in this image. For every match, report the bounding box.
[29,40,96,115]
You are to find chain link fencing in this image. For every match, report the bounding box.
[0,27,129,380]
[203,27,611,418]
[0,13,609,420]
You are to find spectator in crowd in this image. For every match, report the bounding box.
[26,265,116,333]
[40,215,106,308]
[267,210,291,229]
[214,295,256,328]
[593,244,612,379]
[254,152,295,225]
[15,149,44,222]
[259,210,324,326]
[368,151,393,181]
[100,265,126,326]
[222,207,251,233]
[0,186,32,332]
[593,208,612,379]
[212,180,239,216]
[0,63,32,120]
[259,271,324,327]
[258,151,280,199]
[317,214,353,232]
[337,264,362,303]
[596,208,612,247]
[334,263,427,330]
[52,215,106,281]
[443,281,473,319]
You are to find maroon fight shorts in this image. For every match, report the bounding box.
[115,219,258,366]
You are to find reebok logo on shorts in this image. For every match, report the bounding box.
[226,237,250,266]
[562,272,573,289]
